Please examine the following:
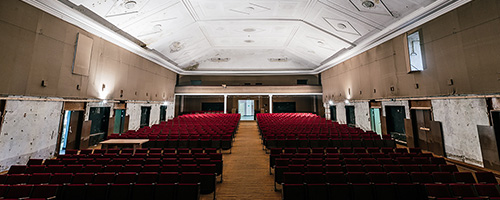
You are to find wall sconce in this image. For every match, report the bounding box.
[222,84,227,89]
[102,84,106,91]
[328,100,334,105]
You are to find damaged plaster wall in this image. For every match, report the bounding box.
[353,101,371,131]
[330,101,371,131]
[126,101,171,131]
[432,98,490,167]
[0,99,63,171]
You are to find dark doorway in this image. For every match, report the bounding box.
[202,103,224,111]
[160,105,168,121]
[345,106,356,127]
[140,106,151,128]
[89,107,110,146]
[114,109,125,134]
[59,111,84,154]
[492,111,500,157]
[386,106,406,144]
[330,105,337,121]
[273,102,296,113]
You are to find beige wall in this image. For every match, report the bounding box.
[321,0,500,101]
[0,0,177,101]
[178,75,320,86]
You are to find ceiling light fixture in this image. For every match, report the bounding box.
[124,0,137,9]
[244,40,255,43]
[337,23,347,29]
[361,0,375,8]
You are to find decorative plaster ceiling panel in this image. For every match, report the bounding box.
[304,1,378,43]
[192,49,317,71]
[60,0,458,74]
[185,0,314,20]
[287,23,352,65]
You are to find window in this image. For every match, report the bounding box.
[297,79,308,85]
[406,30,425,72]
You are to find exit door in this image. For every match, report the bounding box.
[330,105,337,121]
[140,107,151,128]
[160,105,168,121]
[345,106,356,127]
[370,108,382,136]
[386,106,406,143]
[114,109,125,134]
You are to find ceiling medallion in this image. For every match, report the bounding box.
[337,23,347,29]
[124,0,137,9]
[361,0,375,8]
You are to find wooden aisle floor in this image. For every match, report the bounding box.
[201,121,281,200]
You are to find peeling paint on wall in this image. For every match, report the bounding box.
[126,101,174,131]
[0,98,63,171]
[432,98,490,167]
[353,101,371,131]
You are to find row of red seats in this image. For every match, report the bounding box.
[111,114,240,140]
[64,147,218,155]
[0,172,205,200]
[282,179,500,200]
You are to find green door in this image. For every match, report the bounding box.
[370,108,382,136]
[114,109,125,133]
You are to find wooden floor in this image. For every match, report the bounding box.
[201,121,281,200]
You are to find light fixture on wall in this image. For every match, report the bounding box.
[345,99,350,104]
[329,100,334,105]
[102,100,108,104]
[222,84,227,89]
[163,101,168,105]
[102,84,106,91]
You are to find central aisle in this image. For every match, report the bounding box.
[202,121,281,200]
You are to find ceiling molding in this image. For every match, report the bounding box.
[22,0,472,75]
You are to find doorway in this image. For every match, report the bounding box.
[370,108,382,136]
[89,107,111,146]
[114,109,126,134]
[59,110,84,154]
[238,100,254,120]
[411,109,433,150]
[202,103,224,112]
[491,111,500,158]
[386,106,406,144]
[160,105,168,122]
[345,106,356,127]
[140,106,151,128]
[330,105,337,121]
[273,102,296,113]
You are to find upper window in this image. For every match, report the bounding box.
[407,30,425,72]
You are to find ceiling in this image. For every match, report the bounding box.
[44,0,467,74]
